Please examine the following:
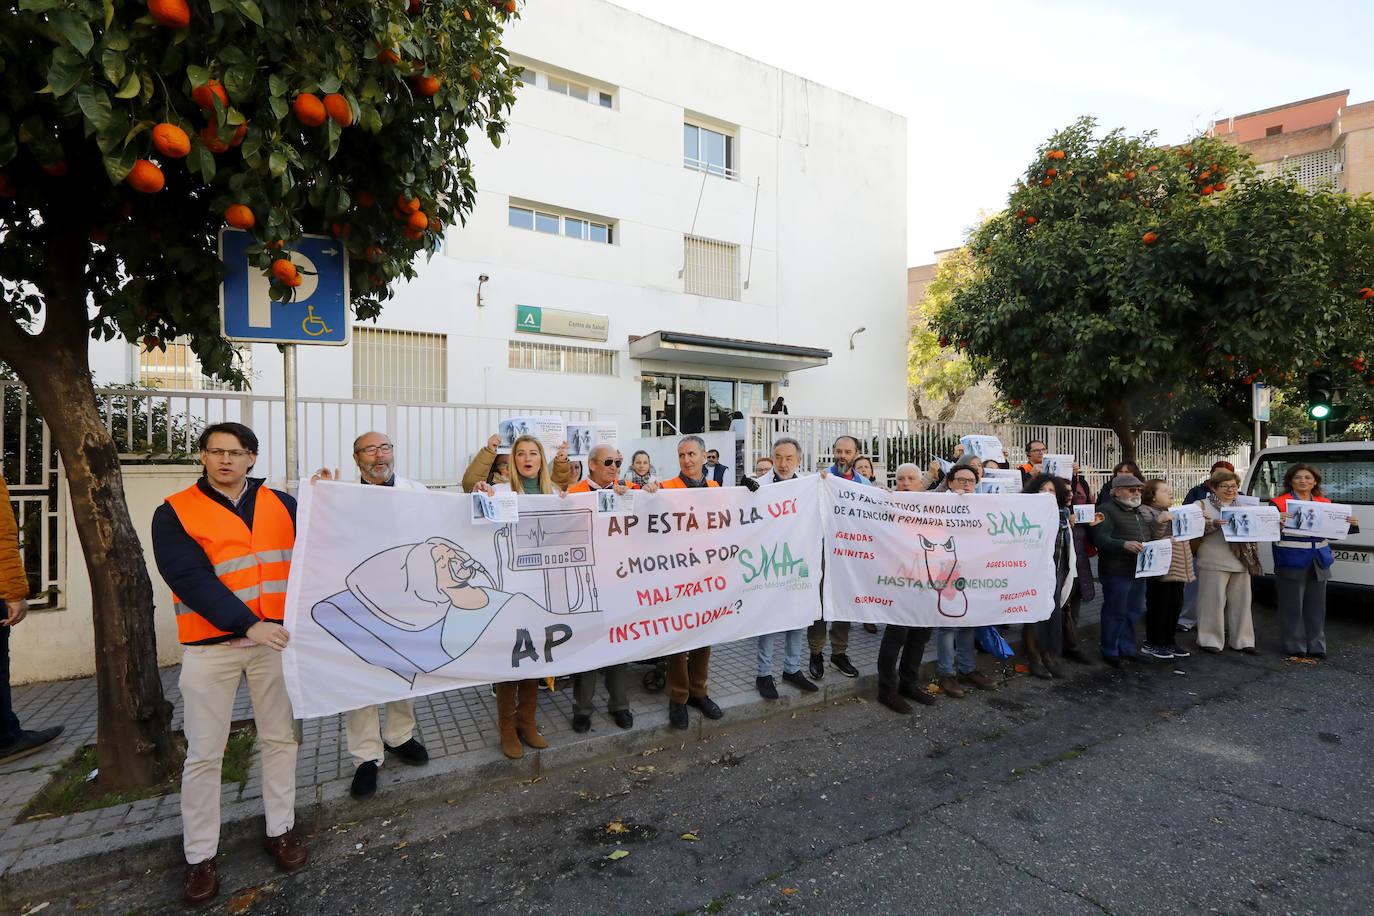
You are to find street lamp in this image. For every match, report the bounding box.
[849,326,866,350]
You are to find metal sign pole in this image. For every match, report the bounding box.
[283,343,298,495]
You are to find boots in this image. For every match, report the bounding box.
[516,679,547,749]
[495,682,522,759]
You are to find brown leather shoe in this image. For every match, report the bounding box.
[938,675,966,698]
[264,831,308,871]
[958,670,997,691]
[183,858,219,904]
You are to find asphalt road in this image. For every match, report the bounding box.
[33,599,1374,916]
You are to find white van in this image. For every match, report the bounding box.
[1241,441,1374,594]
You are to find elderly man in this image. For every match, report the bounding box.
[152,423,306,904]
[1092,473,1151,667]
[565,445,656,732]
[753,437,819,699]
[705,448,730,486]
[808,435,869,680]
[876,464,939,713]
[659,436,723,728]
[312,432,429,800]
[932,464,997,698]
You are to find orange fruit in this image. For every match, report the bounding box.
[396,194,420,214]
[405,225,424,240]
[148,0,190,28]
[1025,216,1036,225]
[229,123,247,146]
[152,123,191,158]
[127,159,165,193]
[378,47,401,65]
[408,211,429,231]
[463,8,471,19]
[225,204,255,229]
[199,125,228,153]
[89,227,110,244]
[1046,168,1057,177]
[293,93,328,126]
[505,0,516,11]
[1040,178,1051,186]
[470,65,481,81]
[413,75,441,96]
[1213,182,1227,191]
[408,0,421,12]
[365,246,383,262]
[324,93,353,126]
[1359,288,1373,300]
[1124,170,1135,179]
[1142,232,1157,244]
[1201,185,1214,195]
[192,79,228,111]
[271,259,298,282]
[42,161,68,176]
[285,272,303,288]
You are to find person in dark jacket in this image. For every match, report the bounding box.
[1270,464,1359,658]
[1095,462,1143,506]
[1092,473,1151,667]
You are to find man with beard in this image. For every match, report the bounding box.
[808,435,869,680]
[1092,474,1150,667]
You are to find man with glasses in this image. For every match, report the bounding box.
[809,435,870,680]
[152,423,306,904]
[1018,440,1047,484]
[311,432,430,799]
[753,437,819,699]
[705,449,730,486]
[564,445,656,732]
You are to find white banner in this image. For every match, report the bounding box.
[282,478,822,718]
[819,477,1058,627]
[1282,499,1352,541]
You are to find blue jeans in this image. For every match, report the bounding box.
[756,628,804,677]
[1100,574,1147,659]
[935,627,976,676]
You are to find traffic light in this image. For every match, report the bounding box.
[1327,404,1353,435]
[1307,371,1333,420]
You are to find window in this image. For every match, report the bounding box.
[515,61,616,110]
[1260,148,1343,191]
[509,340,618,376]
[1266,125,1283,136]
[353,327,447,402]
[684,122,736,179]
[139,336,248,391]
[509,202,614,244]
[683,235,740,300]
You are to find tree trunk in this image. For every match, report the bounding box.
[1105,396,1138,467]
[0,227,179,788]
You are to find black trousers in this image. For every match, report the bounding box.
[877,625,931,693]
[1145,579,1184,646]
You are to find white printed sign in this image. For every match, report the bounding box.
[1072,504,1097,525]
[471,492,519,524]
[595,488,637,515]
[497,415,566,456]
[819,477,1057,627]
[567,421,619,471]
[1135,538,1174,578]
[1170,503,1205,541]
[1221,506,1281,542]
[975,476,1015,495]
[282,478,822,717]
[959,435,1005,463]
[1281,499,1352,541]
[984,469,1021,480]
[1041,454,1074,480]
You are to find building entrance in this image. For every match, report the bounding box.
[640,375,768,436]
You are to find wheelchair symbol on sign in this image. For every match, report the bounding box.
[302,304,333,336]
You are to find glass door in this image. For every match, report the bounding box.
[678,378,707,434]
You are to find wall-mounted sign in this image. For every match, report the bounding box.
[515,305,609,342]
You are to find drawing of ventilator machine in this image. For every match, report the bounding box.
[492,509,600,615]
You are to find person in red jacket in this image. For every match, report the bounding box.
[151,423,306,904]
[1270,464,1359,658]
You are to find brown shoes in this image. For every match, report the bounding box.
[958,670,997,691]
[938,675,966,698]
[264,831,308,871]
[183,858,219,904]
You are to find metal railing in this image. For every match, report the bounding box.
[1,382,64,608]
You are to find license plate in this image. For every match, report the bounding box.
[1332,548,1371,564]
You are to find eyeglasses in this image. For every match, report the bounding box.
[1029,448,1047,454]
[204,448,253,459]
[356,444,395,456]
[600,458,623,467]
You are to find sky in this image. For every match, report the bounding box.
[609,0,1374,265]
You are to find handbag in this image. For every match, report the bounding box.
[975,626,1015,659]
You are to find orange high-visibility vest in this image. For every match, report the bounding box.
[164,484,295,644]
[658,477,719,489]
[566,480,639,493]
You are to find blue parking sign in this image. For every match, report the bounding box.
[219,229,350,344]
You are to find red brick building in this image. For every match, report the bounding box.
[1209,90,1374,194]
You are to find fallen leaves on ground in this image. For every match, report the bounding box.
[607,849,629,860]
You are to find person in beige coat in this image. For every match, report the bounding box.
[1194,471,1260,654]
[1139,480,1196,660]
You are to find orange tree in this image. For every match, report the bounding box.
[929,117,1374,464]
[0,0,520,786]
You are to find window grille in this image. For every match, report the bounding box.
[1262,148,1343,190]
[508,340,618,376]
[683,235,741,300]
[353,327,447,402]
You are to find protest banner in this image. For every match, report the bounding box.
[1041,454,1074,480]
[1281,499,1353,540]
[1170,503,1204,541]
[1221,505,1281,542]
[567,421,619,476]
[1135,538,1173,577]
[497,415,566,455]
[819,476,1058,627]
[282,478,822,717]
[958,434,1005,463]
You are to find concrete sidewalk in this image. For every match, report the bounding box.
[0,598,1101,906]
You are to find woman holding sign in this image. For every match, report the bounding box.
[1270,465,1359,659]
[1195,471,1260,655]
[1020,474,1071,679]
[1139,480,1194,660]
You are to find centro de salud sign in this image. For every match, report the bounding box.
[515,305,609,342]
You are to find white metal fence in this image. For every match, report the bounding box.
[1,383,65,608]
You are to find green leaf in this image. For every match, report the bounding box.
[103,0,114,28]
[103,28,129,51]
[224,63,255,99]
[43,47,87,97]
[326,119,341,160]
[268,148,287,178]
[320,73,342,95]
[102,148,136,183]
[50,9,95,55]
[114,72,141,100]
[269,95,288,120]
[234,0,264,26]
[75,84,113,132]
[186,64,210,87]
[198,145,217,181]
[269,74,287,97]
[101,48,126,84]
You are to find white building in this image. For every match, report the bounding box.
[91,0,909,451]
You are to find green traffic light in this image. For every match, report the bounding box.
[1310,404,1331,420]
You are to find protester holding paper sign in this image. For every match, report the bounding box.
[1196,470,1260,655]
[1270,465,1360,659]
[874,464,939,713]
[932,465,998,698]
[1092,474,1151,667]
[808,435,869,681]
[1139,480,1194,660]
[1020,474,1071,680]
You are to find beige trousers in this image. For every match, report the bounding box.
[1195,568,1255,650]
[345,700,417,766]
[178,643,298,865]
